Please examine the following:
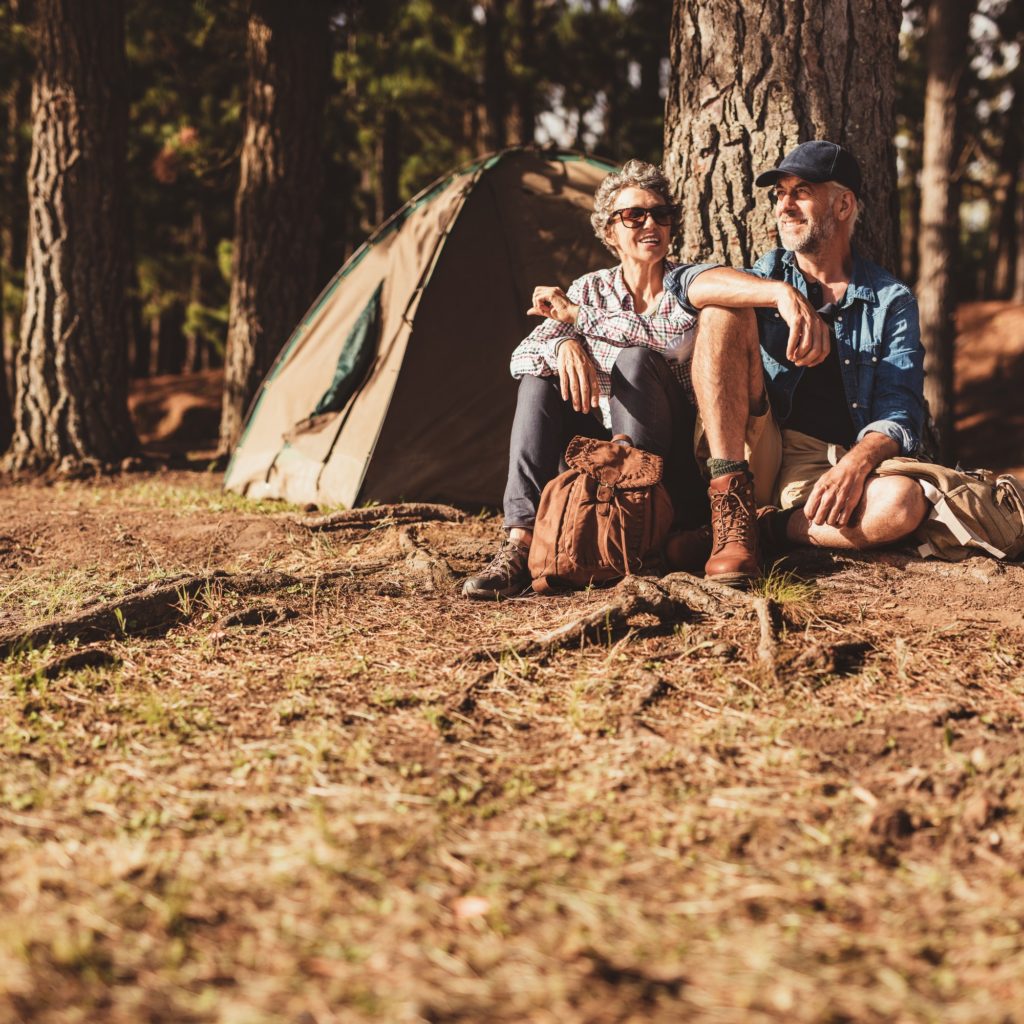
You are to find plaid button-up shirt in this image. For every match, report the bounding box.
[509,259,696,428]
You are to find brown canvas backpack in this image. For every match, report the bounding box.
[528,434,674,594]
[874,458,1024,561]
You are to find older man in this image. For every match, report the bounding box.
[668,140,928,569]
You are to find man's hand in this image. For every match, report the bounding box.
[556,338,600,413]
[529,285,579,325]
[776,284,830,367]
[803,454,870,528]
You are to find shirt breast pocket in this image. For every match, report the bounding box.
[855,344,881,406]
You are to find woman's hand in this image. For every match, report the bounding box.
[529,285,579,325]
[775,284,830,367]
[556,338,600,413]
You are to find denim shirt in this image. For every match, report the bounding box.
[667,249,925,456]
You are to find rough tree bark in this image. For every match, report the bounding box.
[5,0,137,472]
[916,0,972,463]
[219,0,330,454]
[664,0,901,272]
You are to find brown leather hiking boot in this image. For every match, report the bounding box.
[705,470,761,587]
[462,537,532,600]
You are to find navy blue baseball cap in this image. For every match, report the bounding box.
[755,140,862,197]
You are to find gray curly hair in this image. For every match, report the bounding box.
[591,159,676,255]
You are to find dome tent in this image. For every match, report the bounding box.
[223,147,616,509]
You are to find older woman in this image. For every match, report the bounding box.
[463,159,702,599]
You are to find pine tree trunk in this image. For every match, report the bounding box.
[664,0,901,272]
[1,0,32,453]
[1015,151,1024,304]
[916,0,972,463]
[992,69,1021,299]
[5,0,137,473]
[900,132,921,288]
[218,0,330,454]
[183,210,206,373]
[377,108,400,222]
[510,0,536,145]
[483,0,508,151]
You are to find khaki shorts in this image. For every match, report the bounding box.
[692,416,847,510]
[693,404,782,508]
[775,429,853,509]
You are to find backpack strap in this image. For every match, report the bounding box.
[915,479,1010,559]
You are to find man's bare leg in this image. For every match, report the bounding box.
[691,306,765,586]
[691,307,764,459]
[787,476,928,550]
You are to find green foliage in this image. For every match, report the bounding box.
[0,0,684,386]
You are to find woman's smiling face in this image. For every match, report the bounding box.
[604,187,672,265]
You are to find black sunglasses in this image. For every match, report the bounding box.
[610,204,679,228]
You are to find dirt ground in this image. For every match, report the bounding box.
[1,304,1022,1023]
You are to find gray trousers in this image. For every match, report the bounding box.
[503,347,706,530]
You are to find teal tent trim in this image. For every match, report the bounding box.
[312,282,383,417]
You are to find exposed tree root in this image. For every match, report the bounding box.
[0,570,301,657]
[450,573,781,714]
[295,503,465,531]
[0,538,462,656]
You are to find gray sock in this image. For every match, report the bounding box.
[707,457,749,480]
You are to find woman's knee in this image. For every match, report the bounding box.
[612,346,663,384]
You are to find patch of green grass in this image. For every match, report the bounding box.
[753,562,817,614]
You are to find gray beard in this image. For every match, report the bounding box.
[780,208,837,255]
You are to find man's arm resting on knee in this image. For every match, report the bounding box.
[804,431,900,527]
[687,268,829,367]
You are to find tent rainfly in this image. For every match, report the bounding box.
[223,147,616,509]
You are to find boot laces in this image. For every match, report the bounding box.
[711,488,754,550]
[485,539,528,580]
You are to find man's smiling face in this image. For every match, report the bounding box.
[772,175,838,255]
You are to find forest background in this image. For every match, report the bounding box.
[0,0,1021,465]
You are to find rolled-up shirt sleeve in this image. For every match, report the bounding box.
[857,297,925,456]
[664,261,721,316]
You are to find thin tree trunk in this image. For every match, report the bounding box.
[992,69,1021,299]
[6,0,137,473]
[377,108,400,222]
[0,0,31,452]
[1014,150,1024,304]
[664,0,901,271]
[219,0,330,453]
[183,209,206,372]
[917,0,972,464]
[510,0,535,145]
[483,0,508,151]
[900,132,922,288]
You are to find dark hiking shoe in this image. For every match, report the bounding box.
[462,538,532,600]
[705,470,761,588]
[664,524,713,573]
